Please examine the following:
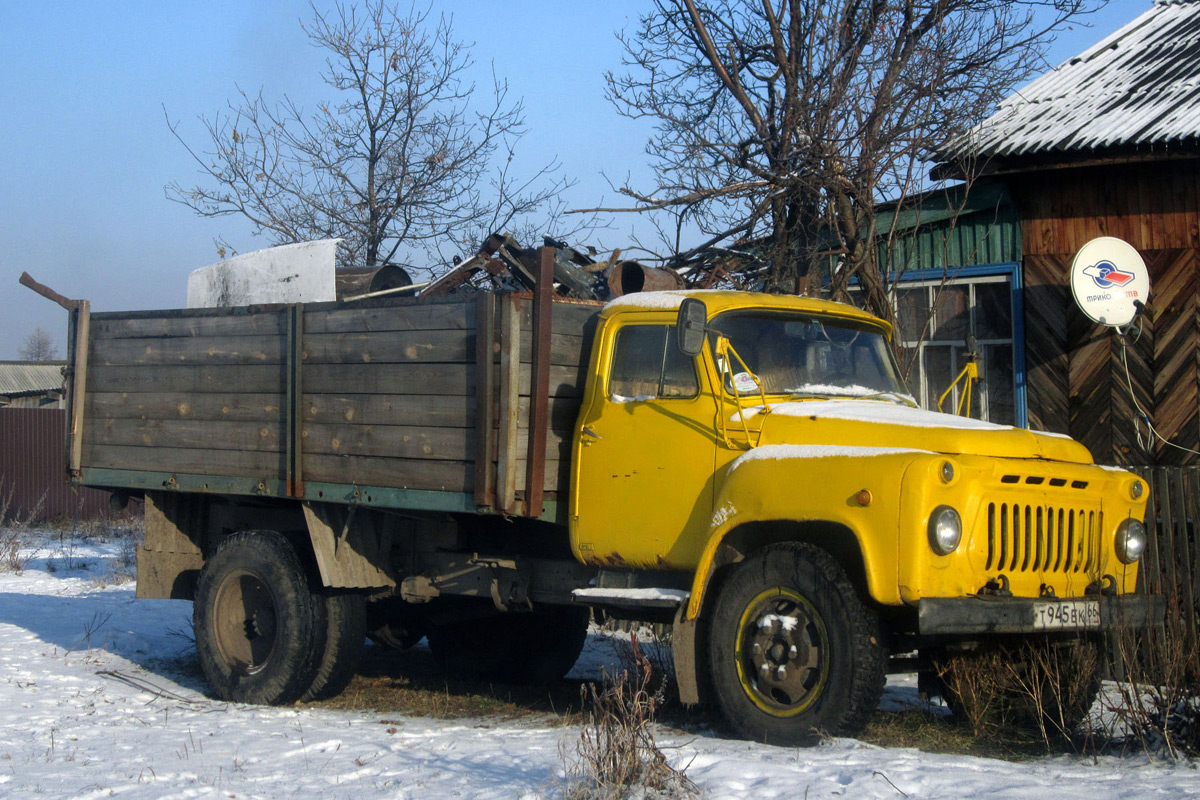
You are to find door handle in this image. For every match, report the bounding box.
[581,425,602,441]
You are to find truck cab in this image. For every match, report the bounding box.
[571,290,1154,743]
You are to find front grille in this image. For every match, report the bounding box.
[984,502,1100,575]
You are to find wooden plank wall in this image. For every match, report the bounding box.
[82,294,601,505]
[301,300,478,494]
[1012,161,1200,466]
[84,310,289,480]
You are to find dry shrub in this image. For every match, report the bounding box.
[0,527,27,572]
[938,637,1100,749]
[0,485,44,572]
[1102,588,1200,759]
[601,620,677,705]
[563,634,699,800]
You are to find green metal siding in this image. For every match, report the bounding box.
[877,183,1022,272]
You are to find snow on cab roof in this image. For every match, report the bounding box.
[938,0,1200,162]
[603,289,886,327]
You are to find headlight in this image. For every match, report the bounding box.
[1115,518,1147,564]
[928,506,962,556]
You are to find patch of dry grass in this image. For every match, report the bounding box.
[309,640,589,722]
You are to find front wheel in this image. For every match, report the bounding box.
[707,543,886,745]
[193,530,324,705]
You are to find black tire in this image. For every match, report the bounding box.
[193,530,324,705]
[707,542,886,745]
[518,605,591,684]
[301,592,367,702]
[426,604,590,684]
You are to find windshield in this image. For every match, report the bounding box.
[709,311,912,399]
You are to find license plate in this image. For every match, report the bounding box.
[1032,599,1101,630]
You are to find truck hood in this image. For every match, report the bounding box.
[746,400,1092,463]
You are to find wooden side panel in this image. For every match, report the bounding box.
[1022,254,1070,434]
[300,299,478,493]
[302,301,473,334]
[83,308,289,481]
[80,292,599,502]
[1148,250,1200,465]
[1026,247,1198,467]
[1013,162,1200,256]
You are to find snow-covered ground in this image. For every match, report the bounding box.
[1,532,1195,799]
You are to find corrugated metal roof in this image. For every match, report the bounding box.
[939,0,1200,161]
[0,362,66,397]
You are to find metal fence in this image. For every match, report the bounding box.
[0,408,109,522]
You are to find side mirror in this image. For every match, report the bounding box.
[677,297,707,357]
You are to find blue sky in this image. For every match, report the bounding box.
[0,0,1150,359]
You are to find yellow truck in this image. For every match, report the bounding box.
[32,250,1155,745]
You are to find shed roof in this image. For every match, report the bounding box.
[938,1,1200,164]
[0,362,66,397]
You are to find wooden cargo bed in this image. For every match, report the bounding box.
[76,291,601,523]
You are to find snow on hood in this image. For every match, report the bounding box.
[732,444,932,471]
[732,399,1091,463]
[786,384,917,403]
[742,400,1010,430]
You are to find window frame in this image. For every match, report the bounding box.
[606,323,700,401]
[852,263,1027,428]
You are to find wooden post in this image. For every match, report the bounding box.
[68,301,91,476]
[524,247,554,517]
[286,304,305,497]
[474,293,498,509]
[18,273,89,477]
[497,295,521,514]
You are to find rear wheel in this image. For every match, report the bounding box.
[194,530,323,705]
[426,604,590,684]
[302,592,367,702]
[708,542,886,745]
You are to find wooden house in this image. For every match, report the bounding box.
[0,361,65,409]
[924,0,1200,468]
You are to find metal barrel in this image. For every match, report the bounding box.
[606,261,683,296]
[335,264,413,299]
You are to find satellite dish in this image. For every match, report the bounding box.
[1069,237,1149,327]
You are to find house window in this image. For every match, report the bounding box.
[850,265,1025,427]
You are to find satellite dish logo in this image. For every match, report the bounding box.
[1082,260,1136,289]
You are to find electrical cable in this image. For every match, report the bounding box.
[1117,329,1200,458]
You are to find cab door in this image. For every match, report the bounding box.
[570,320,719,569]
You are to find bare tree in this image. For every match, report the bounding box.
[166,1,580,271]
[18,327,59,361]
[602,0,1096,323]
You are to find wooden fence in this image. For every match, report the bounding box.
[1133,467,1200,629]
[1101,466,1200,680]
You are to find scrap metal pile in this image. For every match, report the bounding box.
[420,233,689,301]
[335,233,707,304]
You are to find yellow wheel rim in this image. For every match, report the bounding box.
[734,587,829,717]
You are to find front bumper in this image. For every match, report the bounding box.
[918,594,1164,635]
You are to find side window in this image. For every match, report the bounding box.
[609,325,699,400]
